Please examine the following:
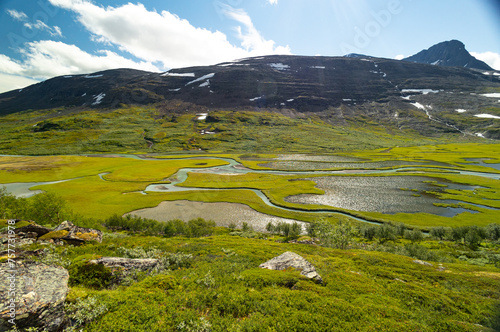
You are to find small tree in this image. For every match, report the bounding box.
[465,228,482,250]
[305,223,317,237]
[485,223,500,241]
[315,219,356,249]
[360,225,377,241]
[376,224,396,244]
[289,222,302,239]
[430,226,448,240]
[404,229,424,243]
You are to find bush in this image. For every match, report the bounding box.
[360,225,377,240]
[376,224,396,244]
[430,226,449,240]
[65,296,108,328]
[485,223,500,241]
[404,229,424,243]
[68,256,116,289]
[315,219,357,249]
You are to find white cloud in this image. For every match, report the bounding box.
[0,40,159,82]
[24,20,63,37]
[7,8,62,37]
[222,6,291,55]
[6,9,28,21]
[47,0,290,68]
[394,54,405,60]
[0,73,40,93]
[471,51,500,70]
[267,0,278,5]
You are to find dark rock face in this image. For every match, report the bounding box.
[13,221,52,238]
[259,251,323,283]
[403,40,492,70]
[0,262,69,332]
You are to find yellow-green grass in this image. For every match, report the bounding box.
[0,156,229,183]
[60,233,500,331]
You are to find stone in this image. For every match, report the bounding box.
[12,221,52,238]
[50,221,103,245]
[413,259,433,267]
[89,257,159,272]
[259,251,323,283]
[0,262,69,332]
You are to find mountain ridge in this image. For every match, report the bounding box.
[402,40,493,71]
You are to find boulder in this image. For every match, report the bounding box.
[259,251,323,283]
[89,257,159,272]
[42,221,102,245]
[12,221,52,238]
[0,262,69,332]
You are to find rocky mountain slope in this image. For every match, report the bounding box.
[403,40,493,70]
[0,41,499,141]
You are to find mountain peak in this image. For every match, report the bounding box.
[402,40,492,71]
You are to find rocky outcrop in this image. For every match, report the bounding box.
[12,220,52,238]
[42,221,103,245]
[89,257,159,272]
[0,262,69,332]
[259,251,323,283]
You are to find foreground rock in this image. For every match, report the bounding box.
[259,251,323,283]
[89,257,159,272]
[43,220,103,245]
[0,262,69,332]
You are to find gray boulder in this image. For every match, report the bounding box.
[259,251,323,283]
[0,262,69,332]
[47,220,103,245]
[89,257,159,272]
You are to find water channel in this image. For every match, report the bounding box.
[2,155,499,227]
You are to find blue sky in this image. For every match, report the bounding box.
[1,0,499,92]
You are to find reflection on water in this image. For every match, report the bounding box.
[285,176,480,217]
[127,200,306,232]
[260,160,452,170]
[460,158,500,171]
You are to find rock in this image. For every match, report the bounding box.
[0,262,69,332]
[413,259,433,267]
[259,251,323,283]
[42,221,102,245]
[12,221,52,238]
[89,257,159,272]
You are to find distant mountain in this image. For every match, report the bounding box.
[402,40,492,71]
[1,53,500,139]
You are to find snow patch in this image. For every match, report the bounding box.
[476,133,485,138]
[431,60,441,65]
[82,93,87,97]
[481,93,500,98]
[199,80,210,87]
[196,113,208,121]
[474,114,500,119]
[92,93,106,105]
[310,66,325,69]
[64,76,73,78]
[186,73,215,86]
[85,74,103,78]
[343,99,352,102]
[249,96,262,102]
[402,89,439,95]
[169,88,181,92]
[455,109,467,113]
[269,63,290,70]
[161,72,195,77]
[411,102,426,110]
[287,99,294,102]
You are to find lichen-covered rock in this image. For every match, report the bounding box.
[53,221,102,245]
[0,261,69,332]
[12,221,52,238]
[259,251,323,283]
[89,257,159,272]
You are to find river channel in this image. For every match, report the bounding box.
[2,154,500,228]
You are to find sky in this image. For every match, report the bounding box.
[0,0,499,93]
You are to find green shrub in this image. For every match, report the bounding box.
[404,229,424,243]
[65,296,108,328]
[240,268,303,289]
[68,256,116,289]
[376,224,396,244]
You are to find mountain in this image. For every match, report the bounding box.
[1,51,500,145]
[402,40,493,70]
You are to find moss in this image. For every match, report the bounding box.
[38,230,69,240]
[74,231,100,241]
